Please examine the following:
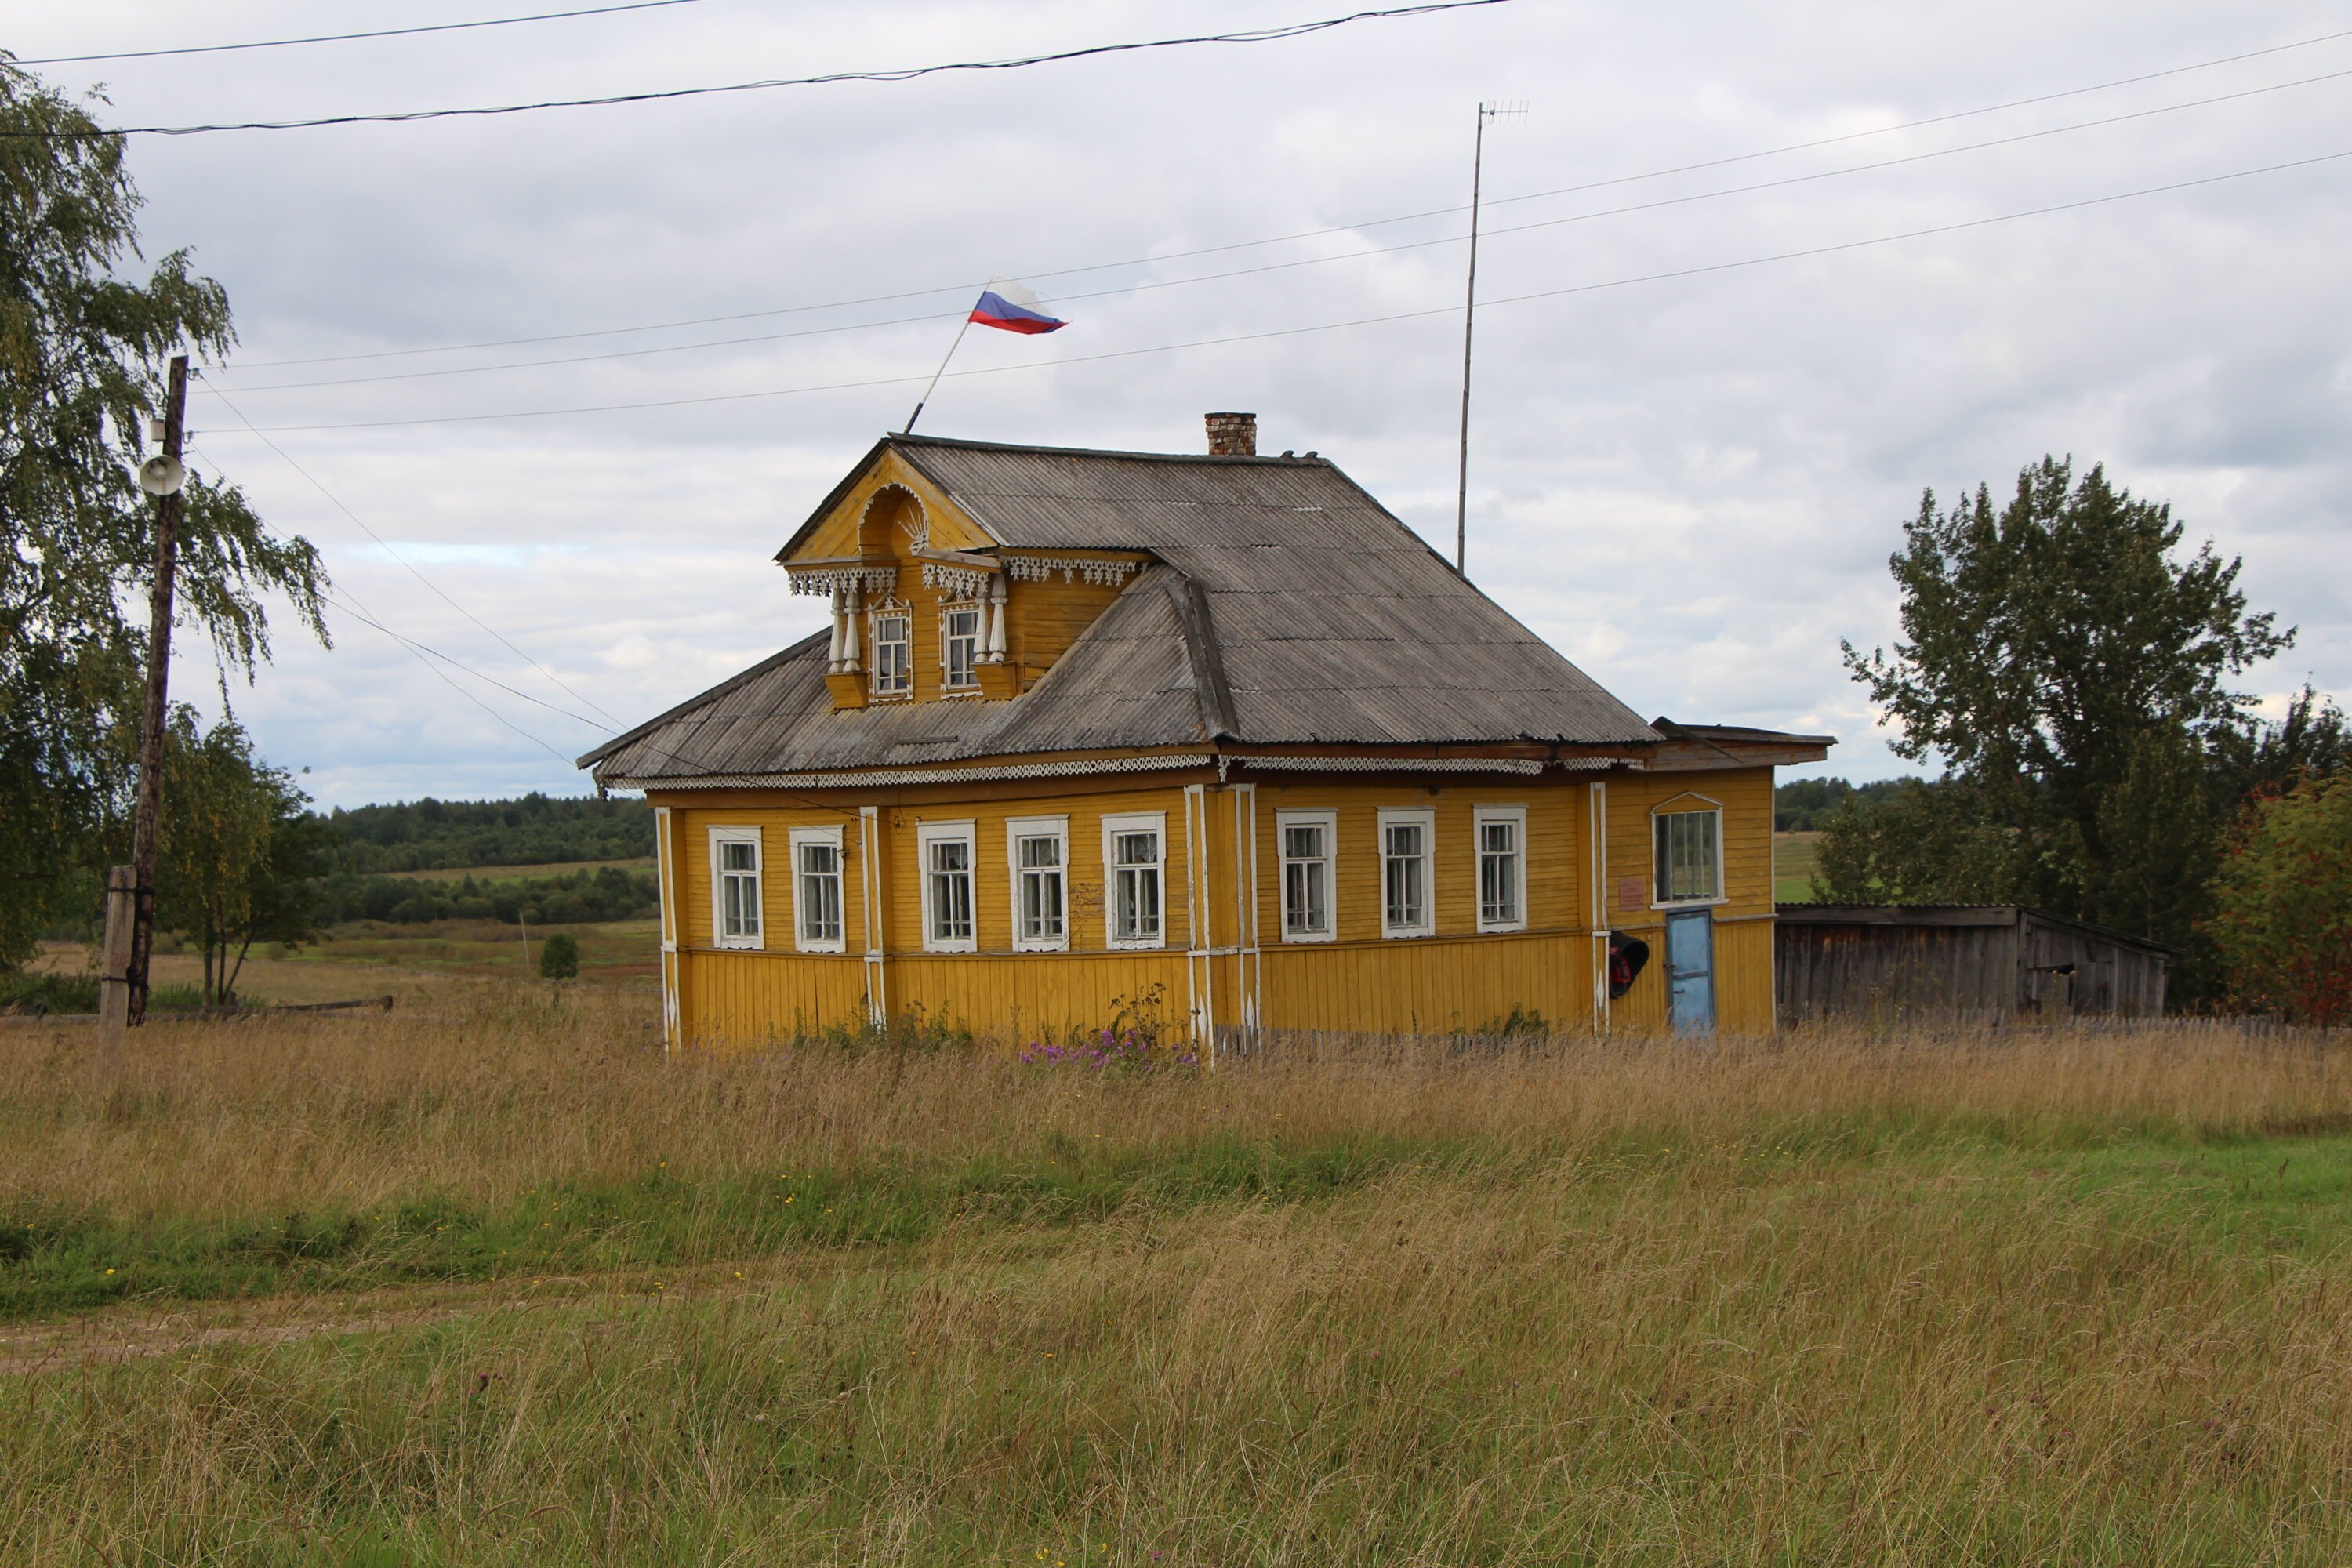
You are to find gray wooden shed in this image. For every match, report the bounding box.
[1774,905,2174,1025]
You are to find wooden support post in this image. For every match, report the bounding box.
[122,353,189,1029]
[982,575,1008,662]
[98,865,136,1040]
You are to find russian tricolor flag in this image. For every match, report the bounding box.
[969,278,1066,335]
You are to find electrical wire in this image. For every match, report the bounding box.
[198,379,628,726]
[328,594,590,761]
[325,590,604,732]
[13,1,1518,138]
[212,144,2352,434]
[190,425,861,811]
[190,440,583,764]
[205,62,2352,397]
[216,23,2352,372]
[189,441,860,802]
[15,0,710,66]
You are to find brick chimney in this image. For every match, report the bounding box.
[1204,412,1257,457]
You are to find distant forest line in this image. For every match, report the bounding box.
[1773,777,1915,833]
[320,794,653,873]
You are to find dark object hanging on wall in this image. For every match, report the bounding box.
[1607,932,1650,999]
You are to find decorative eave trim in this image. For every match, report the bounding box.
[920,561,996,599]
[1239,755,1545,775]
[612,752,1215,792]
[1559,755,1648,771]
[1003,554,1143,587]
[786,564,898,598]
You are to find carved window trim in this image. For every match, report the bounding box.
[939,601,982,694]
[868,598,913,699]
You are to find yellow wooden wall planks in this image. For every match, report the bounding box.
[1599,767,1776,1033]
[654,764,1781,1047]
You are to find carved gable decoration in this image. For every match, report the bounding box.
[774,443,1152,712]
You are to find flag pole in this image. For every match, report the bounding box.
[902,310,976,435]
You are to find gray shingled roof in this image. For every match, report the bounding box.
[583,434,1660,784]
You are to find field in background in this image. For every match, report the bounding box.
[4,998,2350,1563]
[383,856,656,884]
[296,915,659,983]
[31,915,660,1008]
[1775,829,1823,902]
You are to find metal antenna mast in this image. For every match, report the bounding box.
[1455,100,1522,577]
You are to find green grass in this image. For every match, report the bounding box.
[2011,1131,2352,1254]
[16,1120,2352,1323]
[0,1132,1447,1319]
[296,916,659,981]
[14,1018,2352,1563]
[1773,829,1822,902]
[15,1123,2352,1564]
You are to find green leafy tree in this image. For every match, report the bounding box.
[537,931,580,980]
[1773,776,1918,833]
[1828,457,2293,990]
[152,710,326,1004]
[1813,778,2017,903]
[0,60,328,970]
[2208,684,2349,806]
[2207,774,2352,1025]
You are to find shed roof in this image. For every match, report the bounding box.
[585,434,1662,786]
[1775,903,2179,960]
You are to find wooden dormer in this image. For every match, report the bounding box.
[778,447,1145,713]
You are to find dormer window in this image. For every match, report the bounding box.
[941,604,981,692]
[870,607,911,696]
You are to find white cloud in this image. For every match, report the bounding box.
[38,0,2352,804]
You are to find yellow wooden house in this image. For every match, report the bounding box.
[580,414,1831,1048]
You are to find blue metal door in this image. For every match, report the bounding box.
[1666,909,1715,1033]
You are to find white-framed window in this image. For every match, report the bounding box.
[869,604,912,696]
[708,826,764,949]
[1276,809,1335,942]
[1475,805,1528,933]
[917,820,977,952]
[1006,815,1068,952]
[1653,803,1724,906]
[1377,808,1435,938]
[1102,812,1166,949]
[941,603,982,692]
[789,826,845,953]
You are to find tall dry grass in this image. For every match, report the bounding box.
[1,990,2347,1221]
[9,1131,2352,1563]
[7,994,2352,1561]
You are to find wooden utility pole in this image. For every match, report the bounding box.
[122,353,189,1029]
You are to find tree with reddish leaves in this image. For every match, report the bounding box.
[2207,774,2352,1025]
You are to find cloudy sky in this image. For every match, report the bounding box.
[21,0,2351,807]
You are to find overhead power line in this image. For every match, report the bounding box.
[13,0,1518,138]
[207,63,2352,397]
[15,0,710,66]
[187,441,582,764]
[207,145,2352,434]
[330,593,579,763]
[217,22,2352,372]
[198,379,626,727]
[190,441,866,797]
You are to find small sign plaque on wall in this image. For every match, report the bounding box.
[1618,878,1646,911]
